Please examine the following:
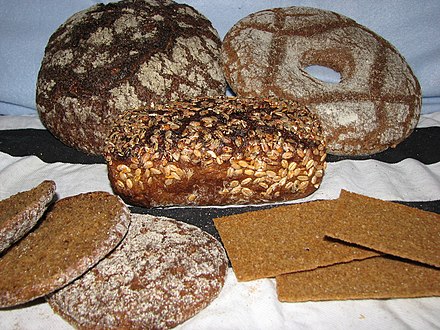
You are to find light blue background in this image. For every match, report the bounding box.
[1,0,439,115]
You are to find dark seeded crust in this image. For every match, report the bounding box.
[0,192,130,308]
[221,6,421,155]
[0,180,56,254]
[104,96,327,206]
[48,214,228,330]
[36,0,226,155]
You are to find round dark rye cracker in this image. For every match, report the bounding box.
[0,180,56,254]
[105,96,327,206]
[221,6,421,155]
[36,0,226,155]
[0,192,130,308]
[48,214,228,329]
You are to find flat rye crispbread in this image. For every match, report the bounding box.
[0,180,56,254]
[213,200,378,281]
[276,256,440,302]
[0,192,130,308]
[326,190,440,268]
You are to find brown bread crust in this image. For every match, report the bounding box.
[0,180,56,254]
[36,0,226,155]
[0,192,130,307]
[105,96,327,206]
[222,6,421,155]
[48,214,228,329]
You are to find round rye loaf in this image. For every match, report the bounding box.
[36,0,226,155]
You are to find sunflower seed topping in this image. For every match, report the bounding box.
[105,96,326,206]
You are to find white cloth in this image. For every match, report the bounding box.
[0,113,439,329]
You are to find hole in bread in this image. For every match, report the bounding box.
[304,65,341,84]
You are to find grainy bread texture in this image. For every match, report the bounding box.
[222,6,421,155]
[105,96,327,206]
[0,180,56,254]
[277,256,440,302]
[37,0,226,155]
[213,199,378,281]
[326,190,440,268]
[0,192,130,308]
[48,214,228,330]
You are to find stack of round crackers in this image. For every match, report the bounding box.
[0,185,130,307]
[0,182,228,329]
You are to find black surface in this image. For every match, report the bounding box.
[325,127,440,164]
[1,127,439,240]
[0,129,104,164]
[129,204,279,241]
[131,199,440,241]
[0,127,439,164]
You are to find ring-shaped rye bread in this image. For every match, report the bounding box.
[222,6,421,155]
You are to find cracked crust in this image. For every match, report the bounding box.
[37,0,226,155]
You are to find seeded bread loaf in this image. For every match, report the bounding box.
[105,96,327,206]
[36,0,226,155]
[221,6,421,155]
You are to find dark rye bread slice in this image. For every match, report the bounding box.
[0,192,130,308]
[222,6,421,155]
[36,0,226,155]
[48,214,228,329]
[0,180,56,254]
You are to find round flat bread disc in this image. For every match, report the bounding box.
[0,180,56,254]
[221,6,421,155]
[48,214,228,329]
[0,191,130,307]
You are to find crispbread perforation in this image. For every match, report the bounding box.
[326,190,440,268]
[213,199,377,281]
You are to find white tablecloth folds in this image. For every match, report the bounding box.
[0,114,439,329]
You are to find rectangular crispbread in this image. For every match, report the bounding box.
[213,200,378,281]
[276,256,440,302]
[326,190,440,268]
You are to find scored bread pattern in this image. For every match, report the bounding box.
[36,0,226,155]
[222,7,421,155]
